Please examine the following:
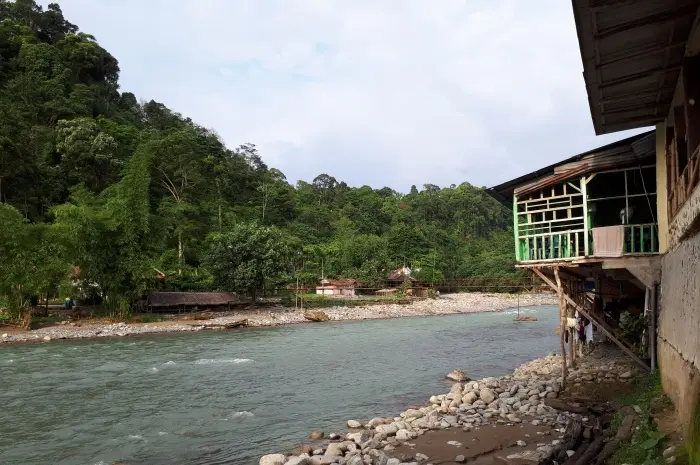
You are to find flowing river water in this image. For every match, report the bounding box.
[1,305,559,465]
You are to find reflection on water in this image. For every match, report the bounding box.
[1,305,558,465]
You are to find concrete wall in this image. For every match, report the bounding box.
[659,225,700,431]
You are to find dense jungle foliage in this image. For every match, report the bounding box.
[0,0,522,318]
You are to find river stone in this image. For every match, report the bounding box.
[324,442,347,457]
[260,454,286,465]
[462,392,477,404]
[396,429,411,441]
[479,388,495,404]
[375,424,398,436]
[387,459,400,465]
[347,432,370,445]
[308,456,335,465]
[367,417,387,428]
[415,452,429,461]
[345,457,363,465]
[309,431,324,440]
[456,454,466,463]
[284,454,310,465]
[446,370,468,382]
[347,420,363,428]
[620,371,633,379]
[369,449,390,465]
[403,409,423,420]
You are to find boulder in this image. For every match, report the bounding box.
[260,454,286,465]
[284,454,310,465]
[619,371,633,379]
[395,429,411,441]
[324,442,347,457]
[456,455,466,463]
[308,431,324,440]
[375,423,398,437]
[366,417,387,428]
[303,310,329,322]
[446,370,468,382]
[403,409,424,420]
[346,431,370,445]
[462,392,478,404]
[345,456,363,465]
[479,388,496,404]
[347,420,363,428]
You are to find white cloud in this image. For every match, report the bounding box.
[45,0,649,191]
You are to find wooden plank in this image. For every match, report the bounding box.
[517,193,583,204]
[519,229,585,240]
[683,54,700,158]
[532,268,650,371]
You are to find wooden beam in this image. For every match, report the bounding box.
[683,54,700,157]
[597,41,687,69]
[601,100,674,116]
[532,267,650,372]
[554,267,568,388]
[595,5,698,39]
[598,66,681,89]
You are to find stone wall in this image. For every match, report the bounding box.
[659,228,700,431]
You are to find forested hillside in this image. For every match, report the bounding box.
[0,0,521,317]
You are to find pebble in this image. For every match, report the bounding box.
[261,343,640,464]
[663,446,677,458]
[455,455,466,463]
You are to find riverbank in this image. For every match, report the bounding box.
[261,345,645,465]
[0,292,556,344]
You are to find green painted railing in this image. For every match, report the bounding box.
[623,223,659,254]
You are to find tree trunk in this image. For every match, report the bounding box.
[554,267,568,388]
[178,232,183,276]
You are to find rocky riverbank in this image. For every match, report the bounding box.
[0,292,556,344]
[260,345,643,465]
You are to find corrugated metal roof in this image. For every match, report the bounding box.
[146,292,240,307]
[572,0,699,135]
[486,130,655,206]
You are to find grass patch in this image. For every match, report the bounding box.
[609,372,674,465]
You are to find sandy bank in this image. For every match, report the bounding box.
[1,292,557,344]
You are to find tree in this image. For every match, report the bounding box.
[204,222,291,299]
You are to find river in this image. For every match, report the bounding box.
[0,305,559,465]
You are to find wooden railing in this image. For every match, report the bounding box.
[669,143,700,219]
[623,223,659,254]
[518,231,586,261]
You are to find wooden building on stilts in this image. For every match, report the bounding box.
[488,132,658,387]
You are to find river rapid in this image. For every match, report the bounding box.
[0,305,559,465]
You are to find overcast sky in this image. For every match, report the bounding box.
[45,0,650,192]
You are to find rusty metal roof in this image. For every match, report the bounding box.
[487,130,655,205]
[573,0,700,135]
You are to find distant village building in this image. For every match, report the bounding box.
[315,279,359,296]
[145,292,242,312]
[385,267,429,297]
